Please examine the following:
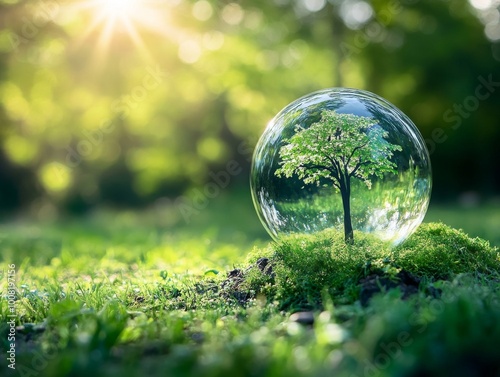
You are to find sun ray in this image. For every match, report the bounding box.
[97,15,117,53]
[65,0,179,62]
[122,17,152,60]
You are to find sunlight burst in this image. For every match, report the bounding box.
[99,0,141,22]
[72,0,178,60]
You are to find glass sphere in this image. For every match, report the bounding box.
[251,88,432,245]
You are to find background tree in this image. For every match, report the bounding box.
[275,110,402,243]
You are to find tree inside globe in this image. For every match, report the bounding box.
[251,88,432,246]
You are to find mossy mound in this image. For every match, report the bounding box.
[223,223,499,311]
[393,222,499,278]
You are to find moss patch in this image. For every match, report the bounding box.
[224,223,499,311]
[392,222,499,278]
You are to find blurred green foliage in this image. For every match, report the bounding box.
[0,0,499,216]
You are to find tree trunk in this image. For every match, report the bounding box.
[340,177,354,244]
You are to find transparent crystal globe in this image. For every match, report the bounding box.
[251,88,432,245]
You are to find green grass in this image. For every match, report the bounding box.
[0,196,499,377]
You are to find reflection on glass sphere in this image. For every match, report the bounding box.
[251,88,432,245]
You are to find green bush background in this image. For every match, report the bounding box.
[0,0,499,217]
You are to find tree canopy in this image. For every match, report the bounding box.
[275,110,402,190]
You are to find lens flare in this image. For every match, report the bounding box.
[99,0,141,22]
[65,0,180,60]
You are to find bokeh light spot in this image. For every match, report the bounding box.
[303,0,326,13]
[222,3,244,25]
[178,40,202,64]
[39,162,73,192]
[192,0,213,21]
